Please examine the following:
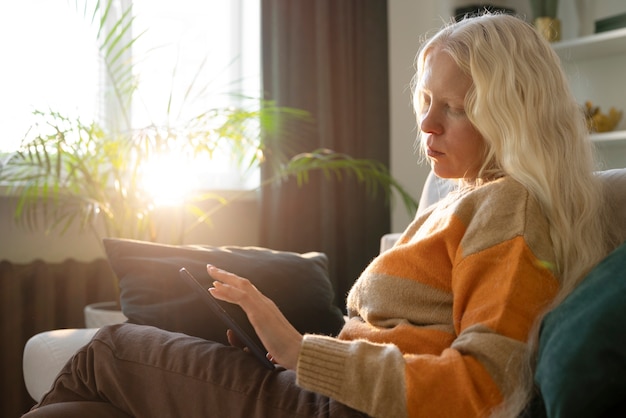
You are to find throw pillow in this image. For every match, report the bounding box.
[103,238,345,346]
[534,240,626,418]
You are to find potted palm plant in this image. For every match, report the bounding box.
[0,0,417,326]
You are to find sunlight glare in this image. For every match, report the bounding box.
[141,153,199,207]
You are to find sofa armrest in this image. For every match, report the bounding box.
[23,328,99,402]
[380,233,402,253]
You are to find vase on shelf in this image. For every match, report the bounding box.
[535,17,561,42]
[531,0,560,42]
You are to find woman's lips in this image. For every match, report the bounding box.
[427,147,444,158]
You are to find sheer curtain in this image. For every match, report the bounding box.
[260,0,390,307]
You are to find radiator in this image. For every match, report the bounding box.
[0,258,117,416]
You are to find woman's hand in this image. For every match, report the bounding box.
[206,264,303,370]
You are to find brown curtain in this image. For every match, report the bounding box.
[0,259,118,417]
[260,0,390,307]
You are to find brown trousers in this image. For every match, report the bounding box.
[23,324,368,418]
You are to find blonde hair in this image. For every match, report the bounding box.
[412,13,614,416]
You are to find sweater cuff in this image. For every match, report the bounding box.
[296,334,351,398]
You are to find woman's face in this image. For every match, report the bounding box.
[417,47,485,180]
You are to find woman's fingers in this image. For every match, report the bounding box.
[226,329,245,349]
[207,265,250,289]
[207,265,272,312]
[205,264,303,370]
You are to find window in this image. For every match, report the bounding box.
[0,0,99,152]
[0,0,260,190]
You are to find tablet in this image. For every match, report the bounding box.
[178,267,275,370]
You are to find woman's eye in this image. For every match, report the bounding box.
[447,105,465,116]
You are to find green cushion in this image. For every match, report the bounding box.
[534,241,626,417]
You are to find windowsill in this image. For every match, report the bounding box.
[0,185,260,202]
[0,186,262,263]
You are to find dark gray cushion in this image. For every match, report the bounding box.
[597,168,626,244]
[103,238,345,346]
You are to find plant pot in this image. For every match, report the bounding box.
[84,301,127,328]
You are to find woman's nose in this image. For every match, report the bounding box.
[420,108,442,135]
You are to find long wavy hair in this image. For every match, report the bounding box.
[412,13,615,416]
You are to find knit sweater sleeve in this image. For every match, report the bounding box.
[297,335,407,417]
[295,177,560,418]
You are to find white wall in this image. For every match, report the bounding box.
[387,0,448,233]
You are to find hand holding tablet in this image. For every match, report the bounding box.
[179,267,275,370]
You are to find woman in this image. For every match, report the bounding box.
[24,13,611,418]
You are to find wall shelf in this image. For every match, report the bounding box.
[591,130,626,143]
[553,28,626,61]
[552,27,626,149]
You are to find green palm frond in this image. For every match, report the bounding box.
[269,149,418,215]
[74,0,144,130]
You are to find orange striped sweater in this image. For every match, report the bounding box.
[296,176,559,417]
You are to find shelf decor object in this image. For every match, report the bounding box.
[595,12,626,34]
[531,0,561,42]
[584,101,623,133]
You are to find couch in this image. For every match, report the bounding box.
[23,169,626,417]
